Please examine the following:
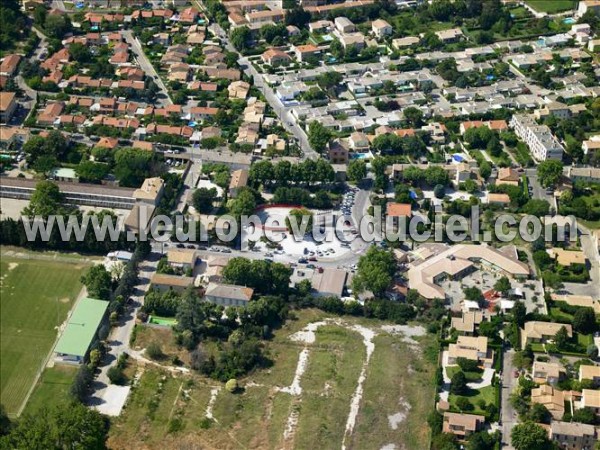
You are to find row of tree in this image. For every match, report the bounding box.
[249,159,336,188]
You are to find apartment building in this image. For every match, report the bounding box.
[550,421,596,450]
[510,114,564,161]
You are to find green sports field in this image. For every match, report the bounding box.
[525,0,575,13]
[0,252,91,416]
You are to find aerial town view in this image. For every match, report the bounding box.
[1,0,600,449]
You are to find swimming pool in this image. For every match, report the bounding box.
[563,17,576,25]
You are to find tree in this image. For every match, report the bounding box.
[572,407,597,425]
[192,187,217,213]
[554,325,569,350]
[308,121,333,153]
[81,265,112,300]
[44,14,71,39]
[22,180,65,218]
[403,107,423,127]
[68,42,91,63]
[70,365,93,403]
[107,365,126,385]
[494,276,511,295]
[113,148,157,187]
[316,72,343,91]
[450,371,467,395]
[511,422,553,450]
[587,344,598,359]
[285,6,311,28]
[479,161,492,180]
[456,396,473,411]
[347,159,367,183]
[0,405,11,437]
[457,357,479,373]
[434,184,445,199]
[573,307,597,334]
[228,188,257,218]
[528,403,551,424]
[76,161,109,184]
[230,26,251,52]
[287,208,313,233]
[537,160,563,188]
[522,199,550,217]
[512,300,527,327]
[0,402,108,449]
[352,247,396,295]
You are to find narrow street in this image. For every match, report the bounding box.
[205,20,318,160]
[121,30,173,106]
[88,255,159,408]
[500,349,516,450]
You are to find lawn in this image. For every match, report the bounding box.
[0,251,91,416]
[446,366,483,382]
[449,385,496,416]
[525,0,576,13]
[109,310,438,450]
[22,365,78,416]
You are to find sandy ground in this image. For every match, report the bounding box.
[205,387,220,419]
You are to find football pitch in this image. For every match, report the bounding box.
[0,250,92,416]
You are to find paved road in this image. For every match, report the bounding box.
[500,349,516,450]
[525,168,556,209]
[121,30,173,106]
[206,22,318,160]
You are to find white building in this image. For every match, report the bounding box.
[510,114,564,161]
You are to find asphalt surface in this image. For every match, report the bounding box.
[121,30,173,106]
[500,349,516,450]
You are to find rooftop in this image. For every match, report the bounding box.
[54,298,109,358]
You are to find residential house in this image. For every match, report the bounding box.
[521,321,573,348]
[348,131,369,151]
[261,48,292,67]
[167,249,198,271]
[328,139,349,164]
[204,283,254,307]
[0,92,17,123]
[228,80,250,99]
[580,389,600,415]
[532,361,564,385]
[579,365,600,387]
[371,19,392,38]
[335,17,355,34]
[436,28,464,43]
[0,54,21,77]
[442,412,485,440]
[340,33,365,51]
[229,169,249,199]
[150,273,195,293]
[392,36,420,49]
[309,20,333,33]
[496,167,521,187]
[293,44,320,62]
[447,336,494,368]
[189,106,219,121]
[450,311,483,336]
[95,137,119,150]
[550,421,596,450]
[531,384,565,420]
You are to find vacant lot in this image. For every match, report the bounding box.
[0,249,91,416]
[525,0,575,13]
[109,310,437,450]
[22,365,78,416]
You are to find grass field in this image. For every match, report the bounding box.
[109,310,438,450]
[22,365,78,416]
[525,0,575,13]
[0,250,91,416]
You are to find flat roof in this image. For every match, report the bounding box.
[55,298,109,357]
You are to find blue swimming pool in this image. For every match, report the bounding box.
[563,17,576,25]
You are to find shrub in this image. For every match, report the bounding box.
[456,396,472,411]
[146,342,164,360]
[225,378,239,393]
[107,366,126,385]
